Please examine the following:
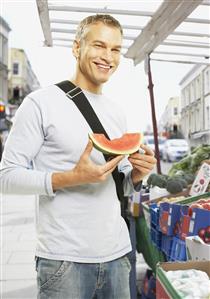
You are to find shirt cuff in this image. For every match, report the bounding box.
[123,170,142,196]
[45,172,56,197]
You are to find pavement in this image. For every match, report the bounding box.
[1,194,149,299]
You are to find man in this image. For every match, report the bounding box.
[1,15,156,299]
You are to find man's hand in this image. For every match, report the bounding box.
[73,140,123,184]
[52,140,123,190]
[128,144,157,185]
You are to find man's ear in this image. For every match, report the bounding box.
[72,40,80,60]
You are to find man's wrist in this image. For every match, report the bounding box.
[131,168,143,185]
[52,169,79,191]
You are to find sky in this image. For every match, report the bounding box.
[2,0,208,133]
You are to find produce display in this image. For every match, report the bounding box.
[168,144,210,177]
[189,197,210,211]
[164,269,210,299]
[147,144,210,195]
[198,226,210,244]
[88,132,143,155]
[147,172,194,194]
[143,144,210,296]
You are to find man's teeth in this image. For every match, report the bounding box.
[97,64,110,69]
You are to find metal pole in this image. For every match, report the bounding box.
[147,55,161,174]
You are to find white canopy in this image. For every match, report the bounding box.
[36,0,210,66]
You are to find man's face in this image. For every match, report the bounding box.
[74,22,122,88]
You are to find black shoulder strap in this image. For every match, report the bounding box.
[55,80,127,218]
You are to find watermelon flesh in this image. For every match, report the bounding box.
[89,133,143,155]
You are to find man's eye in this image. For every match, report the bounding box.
[94,44,103,48]
[112,48,120,52]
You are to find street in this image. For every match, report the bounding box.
[1,195,37,298]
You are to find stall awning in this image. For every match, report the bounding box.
[36,0,210,66]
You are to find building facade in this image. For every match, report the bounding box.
[8,48,40,105]
[0,16,11,104]
[158,96,182,137]
[180,65,210,147]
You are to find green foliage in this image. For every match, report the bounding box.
[168,145,210,177]
[190,147,210,174]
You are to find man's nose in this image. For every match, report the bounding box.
[101,48,112,62]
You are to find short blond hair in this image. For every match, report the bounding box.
[75,14,123,41]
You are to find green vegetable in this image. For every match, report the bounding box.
[147,173,158,186]
[166,179,183,194]
[147,173,169,188]
[183,173,195,184]
[168,155,192,176]
[190,147,210,174]
[176,178,188,188]
[168,144,210,177]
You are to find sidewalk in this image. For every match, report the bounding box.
[1,194,148,299]
[1,194,37,299]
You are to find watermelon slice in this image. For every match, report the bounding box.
[89,133,143,155]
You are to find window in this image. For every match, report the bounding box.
[205,71,209,94]
[13,87,20,99]
[0,35,3,62]
[174,107,178,115]
[206,106,210,130]
[191,81,195,102]
[13,63,19,75]
[196,77,200,99]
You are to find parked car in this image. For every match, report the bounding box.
[143,135,166,158]
[162,139,189,162]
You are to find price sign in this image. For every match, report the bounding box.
[189,163,210,196]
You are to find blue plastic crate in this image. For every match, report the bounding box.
[141,292,147,299]
[189,208,210,237]
[161,235,173,256]
[150,204,160,230]
[159,202,188,236]
[150,227,162,250]
[170,237,187,261]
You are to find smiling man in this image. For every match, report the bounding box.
[1,15,156,299]
[71,19,122,92]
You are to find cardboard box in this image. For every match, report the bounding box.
[186,236,210,261]
[156,260,210,299]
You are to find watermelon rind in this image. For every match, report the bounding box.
[88,133,143,155]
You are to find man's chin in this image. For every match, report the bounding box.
[98,76,111,84]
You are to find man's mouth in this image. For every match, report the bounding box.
[93,62,113,70]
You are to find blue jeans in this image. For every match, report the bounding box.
[36,255,131,299]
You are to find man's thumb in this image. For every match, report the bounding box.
[83,140,93,156]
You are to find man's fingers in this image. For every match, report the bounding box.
[103,155,124,172]
[129,158,155,170]
[140,144,155,156]
[104,164,118,176]
[128,154,157,164]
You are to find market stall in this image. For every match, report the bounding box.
[131,145,210,298]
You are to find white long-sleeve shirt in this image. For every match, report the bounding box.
[1,84,140,263]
